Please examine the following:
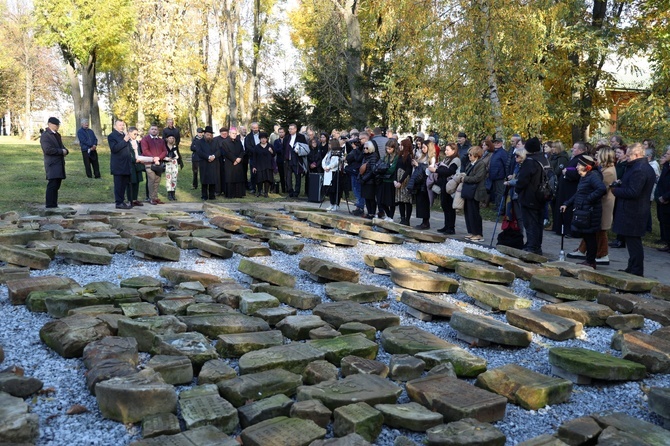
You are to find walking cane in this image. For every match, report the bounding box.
[488,187,508,248]
[559,210,565,261]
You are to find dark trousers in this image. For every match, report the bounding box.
[464,199,482,236]
[398,202,413,224]
[440,193,456,231]
[491,179,505,214]
[127,182,140,202]
[284,163,301,195]
[365,198,377,216]
[202,184,216,200]
[192,160,199,188]
[45,178,62,208]
[82,151,100,178]
[624,236,644,276]
[328,175,341,206]
[583,232,597,264]
[658,202,670,245]
[113,175,130,205]
[242,156,250,189]
[277,161,286,192]
[522,205,544,254]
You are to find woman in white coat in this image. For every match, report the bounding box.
[322,138,341,211]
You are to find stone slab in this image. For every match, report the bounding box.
[460,280,531,311]
[449,312,531,347]
[178,313,270,338]
[381,325,455,355]
[216,330,284,357]
[390,269,459,293]
[540,301,614,326]
[415,347,488,378]
[400,291,460,318]
[415,250,462,270]
[577,269,659,292]
[240,416,326,446]
[7,275,78,305]
[297,373,402,410]
[238,258,296,287]
[238,342,326,374]
[307,333,379,366]
[299,256,360,283]
[314,301,400,331]
[455,262,515,285]
[475,364,573,410]
[217,369,303,407]
[620,331,670,373]
[548,347,646,381]
[325,282,388,303]
[506,309,583,341]
[406,374,507,423]
[530,275,609,301]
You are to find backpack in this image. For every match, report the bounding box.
[534,158,556,202]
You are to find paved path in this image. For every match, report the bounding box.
[65,198,670,285]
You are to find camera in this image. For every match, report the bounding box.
[610,180,622,187]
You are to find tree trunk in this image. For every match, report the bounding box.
[137,64,146,131]
[24,70,32,141]
[480,0,504,139]
[65,58,83,140]
[334,0,366,128]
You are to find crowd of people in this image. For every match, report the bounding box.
[40,117,663,276]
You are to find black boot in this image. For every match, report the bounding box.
[263,183,269,198]
[171,191,177,201]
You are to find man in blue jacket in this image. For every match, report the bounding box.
[612,143,656,276]
[488,138,508,214]
[77,118,100,178]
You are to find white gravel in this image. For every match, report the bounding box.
[1,209,669,446]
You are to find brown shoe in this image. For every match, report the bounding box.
[154,199,165,204]
[132,200,144,207]
[150,200,158,205]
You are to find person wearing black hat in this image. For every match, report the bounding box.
[40,117,69,208]
[190,127,204,189]
[252,132,274,197]
[560,155,607,268]
[195,126,220,200]
[515,136,551,255]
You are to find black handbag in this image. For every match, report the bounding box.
[461,181,477,200]
[150,162,166,174]
[373,162,389,175]
[572,207,592,229]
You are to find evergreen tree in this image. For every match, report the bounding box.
[260,88,306,131]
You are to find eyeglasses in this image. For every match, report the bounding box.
[514,155,522,158]
[468,154,475,157]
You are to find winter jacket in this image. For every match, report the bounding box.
[564,169,606,234]
[516,152,550,209]
[462,159,488,202]
[612,157,656,237]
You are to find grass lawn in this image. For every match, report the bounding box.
[0,136,288,214]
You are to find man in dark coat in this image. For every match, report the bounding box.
[273,127,286,193]
[611,143,656,276]
[283,123,308,197]
[244,122,261,193]
[107,120,133,209]
[195,126,220,200]
[655,148,670,251]
[190,127,204,189]
[40,117,69,208]
[213,127,228,195]
[515,137,550,255]
[222,127,246,198]
[76,118,100,178]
